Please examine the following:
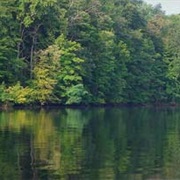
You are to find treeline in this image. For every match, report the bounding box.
[0,0,179,106]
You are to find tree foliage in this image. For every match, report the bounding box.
[0,0,179,105]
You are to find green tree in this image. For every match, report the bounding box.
[54,35,85,103]
[163,15,180,102]
[0,0,25,84]
[16,0,66,80]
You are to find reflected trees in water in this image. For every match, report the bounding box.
[0,108,180,179]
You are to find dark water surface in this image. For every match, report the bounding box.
[0,107,180,179]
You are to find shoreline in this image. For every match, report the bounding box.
[0,102,179,110]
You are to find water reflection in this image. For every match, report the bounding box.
[0,108,180,179]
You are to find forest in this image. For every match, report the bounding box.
[0,0,180,106]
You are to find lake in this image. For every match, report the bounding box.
[0,107,180,179]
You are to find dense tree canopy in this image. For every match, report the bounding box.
[0,0,179,105]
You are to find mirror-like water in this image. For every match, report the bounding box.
[0,107,180,179]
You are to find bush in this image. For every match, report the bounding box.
[0,83,9,104]
[65,84,91,105]
[6,82,33,105]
